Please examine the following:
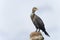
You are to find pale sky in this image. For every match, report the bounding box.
[0,0,60,40]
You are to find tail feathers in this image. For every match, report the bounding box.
[44,30,50,37]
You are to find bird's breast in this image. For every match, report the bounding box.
[31,14,35,20]
[31,15,36,21]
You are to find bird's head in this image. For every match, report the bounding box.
[32,7,38,13]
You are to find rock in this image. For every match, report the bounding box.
[30,32,44,40]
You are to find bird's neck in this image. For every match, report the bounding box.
[32,13,35,16]
[32,11,35,13]
[31,13,35,20]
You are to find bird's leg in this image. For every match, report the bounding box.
[38,29,40,32]
[35,29,37,32]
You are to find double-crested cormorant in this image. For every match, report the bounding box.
[30,7,50,37]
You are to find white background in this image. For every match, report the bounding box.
[0,0,60,40]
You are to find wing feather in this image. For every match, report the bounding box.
[35,15,45,30]
[35,15,44,26]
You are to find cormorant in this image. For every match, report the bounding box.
[30,7,50,37]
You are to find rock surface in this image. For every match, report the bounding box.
[30,32,44,40]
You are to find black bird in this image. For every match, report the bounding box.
[30,7,50,37]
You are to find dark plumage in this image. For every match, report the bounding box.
[30,7,50,37]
